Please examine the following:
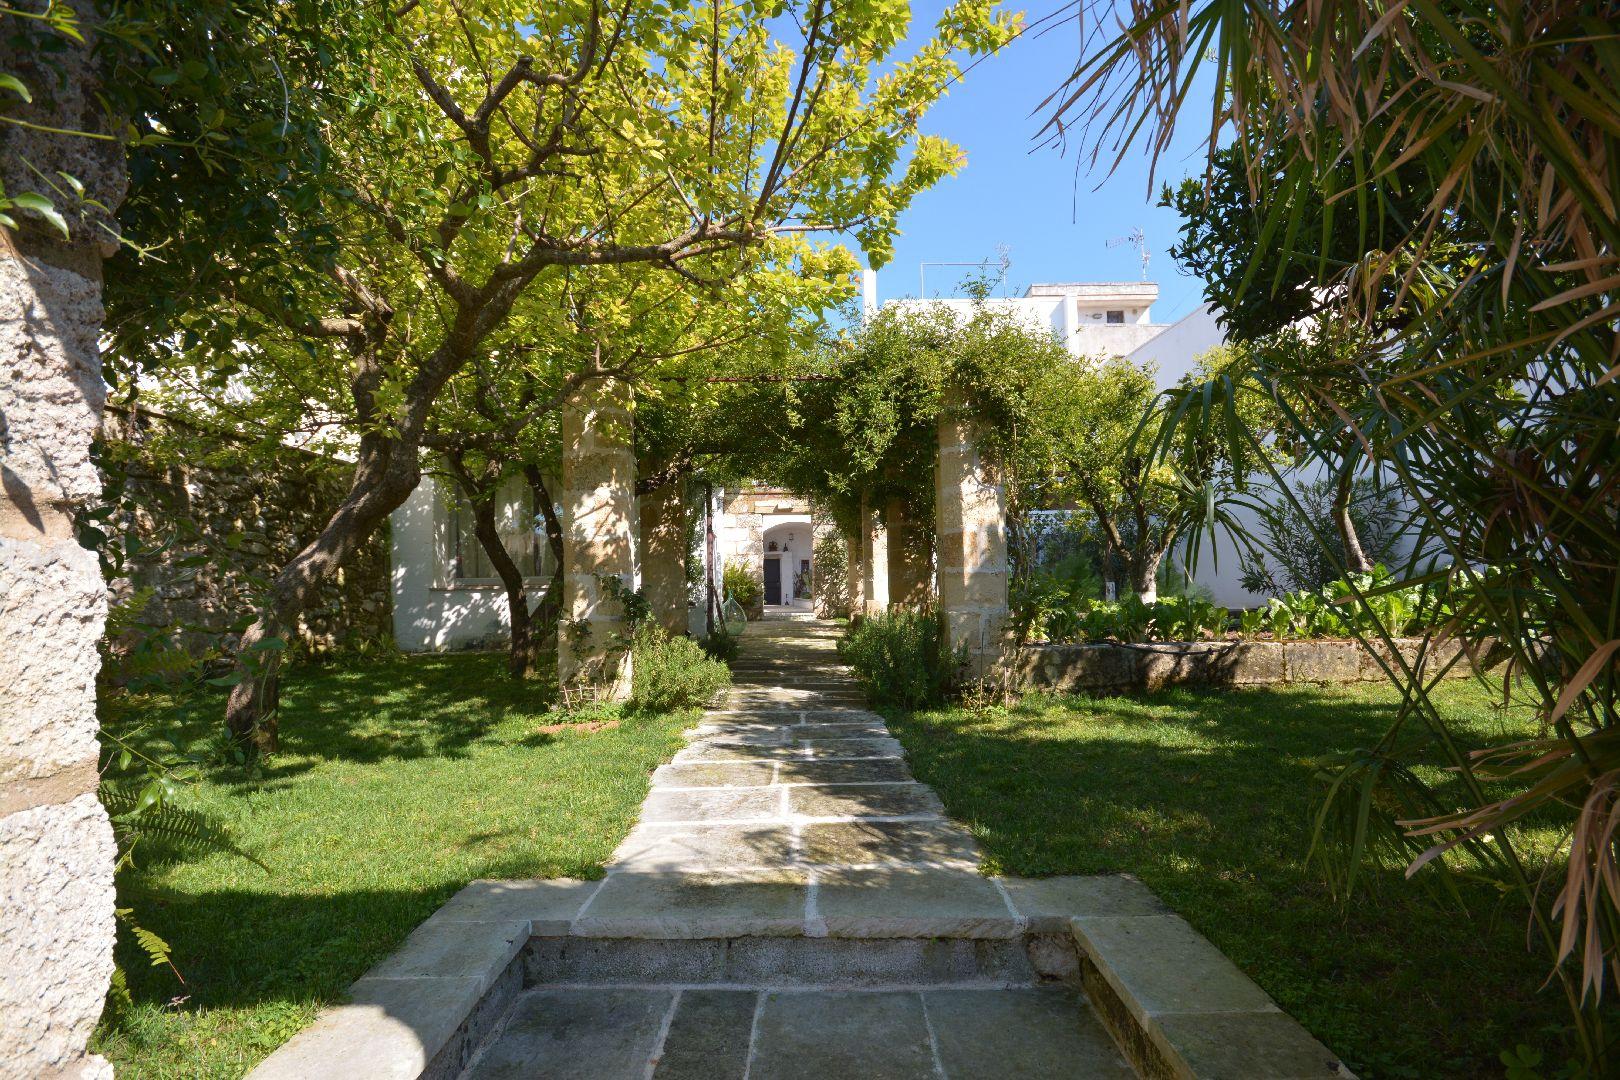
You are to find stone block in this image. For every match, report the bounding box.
[1218,641,1286,685]
[798,737,904,760]
[749,991,935,1079]
[999,874,1169,931]
[924,989,1135,1079]
[639,787,783,824]
[573,870,807,937]
[431,878,598,933]
[788,783,943,820]
[365,916,527,992]
[462,988,672,1079]
[813,868,1017,938]
[1070,914,1277,1022]
[652,762,778,788]
[1140,643,1225,692]
[801,820,981,868]
[1151,1010,1354,1078]
[608,824,796,872]
[776,759,911,786]
[1286,641,1362,683]
[524,935,727,985]
[651,989,756,1080]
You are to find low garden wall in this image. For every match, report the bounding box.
[1012,637,1475,694]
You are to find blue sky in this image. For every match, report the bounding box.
[872,2,1217,324]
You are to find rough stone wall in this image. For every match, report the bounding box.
[102,410,391,661]
[0,9,123,1075]
[559,380,639,697]
[858,492,890,618]
[884,495,933,610]
[935,410,1009,679]
[638,479,687,637]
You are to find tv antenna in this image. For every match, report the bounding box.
[919,244,1011,297]
[1107,228,1149,281]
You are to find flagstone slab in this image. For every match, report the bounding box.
[789,782,944,820]
[795,722,891,740]
[800,820,982,868]
[608,824,796,872]
[365,917,527,989]
[431,878,599,934]
[573,870,808,938]
[924,988,1135,1079]
[749,991,937,1080]
[999,874,1169,931]
[462,988,671,1080]
[1071,914,1278,1019]
[775,758,912,786]
[652,762,778,789]
[640,786,784,824]
[1151,1010,1352,1079]
[813,868,1016,938]
[673,741,800,763]
[797,737,904,759]
[650,989,756,1080]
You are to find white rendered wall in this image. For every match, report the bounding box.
[390,476,553,652]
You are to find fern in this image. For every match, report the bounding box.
[101,782,267,871]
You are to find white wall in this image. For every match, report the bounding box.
[390,475,552,652]
[1125,303,1225,386]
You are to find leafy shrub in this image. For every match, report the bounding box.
[1010,552,1102,643]
[630,624,731,713]
[1073,595,1227,644]
[812,533,850,617]
[699,628,741,664]
[1238,478,1403,594]
[722,560,762,611]
[1237,566,1451,640]
[840,610,958,709]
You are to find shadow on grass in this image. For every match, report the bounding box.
[883,684,1581,1077]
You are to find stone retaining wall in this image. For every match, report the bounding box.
[103,408,392,660]
[1012,637,1472,694]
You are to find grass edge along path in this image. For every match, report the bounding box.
[93,652,692,1079]
[885,680,1586,1079]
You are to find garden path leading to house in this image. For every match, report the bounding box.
[252,618,1353,1079]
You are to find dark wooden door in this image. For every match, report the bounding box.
[763,558,782,605]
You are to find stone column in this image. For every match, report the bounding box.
[639,478,687,637]
[885,495,934,611]
[559,379,640,698]
[1,19,123,1078]
[858,493,889,618]
[936,407,1009,679]
[844,534,864,622]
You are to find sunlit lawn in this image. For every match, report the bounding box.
[886,679,1586,1079]
[93,653,690,1079]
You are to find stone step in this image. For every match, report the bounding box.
[462,986,1133,1079]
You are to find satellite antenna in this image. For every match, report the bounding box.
[1107,228,1149,281]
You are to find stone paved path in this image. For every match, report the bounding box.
[464,619,1135,1079]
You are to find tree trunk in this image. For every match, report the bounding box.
[225,432,420,751]
[525,466,565,654]
[1332,466,1374,574]
[1128,546,1164,603]
[469,489,537,680]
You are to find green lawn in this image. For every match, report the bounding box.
[885,680,1585,1079]
[93,653,691,1079]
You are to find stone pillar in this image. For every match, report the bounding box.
[844,534,864,622]
[858,492,889,618]
[885,495,934,611]
[639,478,687,637]
[936,407,1009,679]
[559,379,640,698]
[1,19,123,1077]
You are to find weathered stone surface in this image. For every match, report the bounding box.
[640,786,783,824]
[464,988,672,1080]
[800,820,981,868]
[924,989,1135,1079]
[1000,874,1168,931]
[672,739,797,763]
[814,868,1016,938]
[789,783,942,820]
[1071,914,1277,1021]
[795,722,890,741]
[1218,641,1287,685]
[524,936,727,985]
[776,759,911,786]
[1151,1010,1353,1079]
[1140,643,1227,691]
[250,975,486,1080]
[574,870,807,937]
[0,795,117,1077]
[608,824,796,872]
[798,737,904,760]
[650,989,756,1080]
[432,878,598,933]
[366,916,527,991]
[1286,641,1362,683]
[652,761,778,788]
[750,991,935,1080]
